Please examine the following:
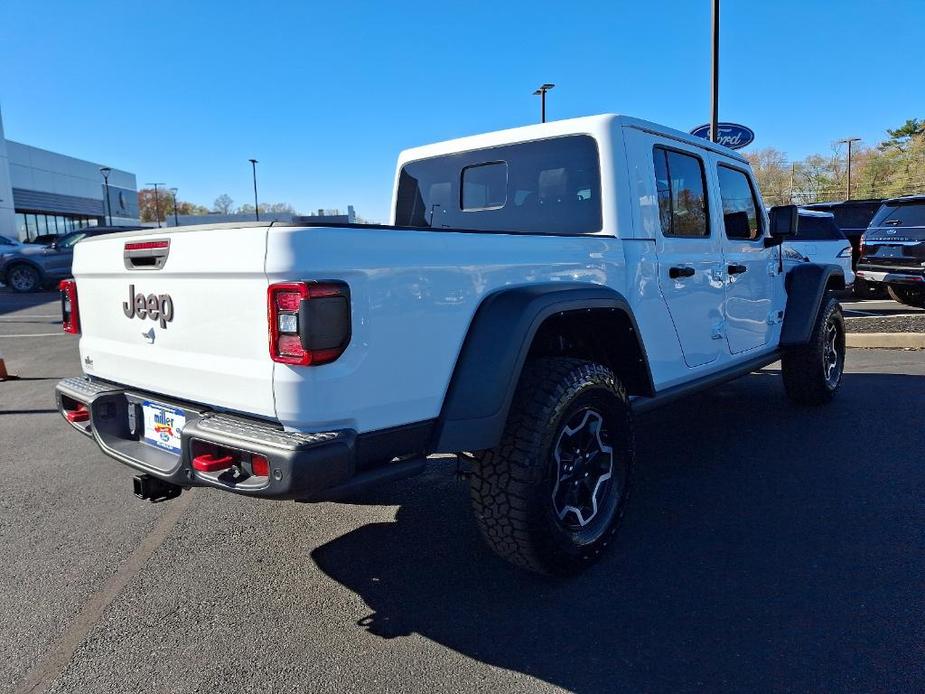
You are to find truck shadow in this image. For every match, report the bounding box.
[311,370,923,692]
[0,289,59,316]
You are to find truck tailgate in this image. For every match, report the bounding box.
[72,225,275,418]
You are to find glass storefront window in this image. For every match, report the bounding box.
[15,213,28,240]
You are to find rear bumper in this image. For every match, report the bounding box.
[55,376,357,500]
[856,268,925,285]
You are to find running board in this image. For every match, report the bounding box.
[632,352,780,414]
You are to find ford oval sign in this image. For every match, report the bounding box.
[690,122,755,150]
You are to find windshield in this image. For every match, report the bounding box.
[55,232,90,249]
[0,234,19,245]
[869,201,925,228]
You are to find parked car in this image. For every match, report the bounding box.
[786,209,854,286]
[803,199,884,296]
[24,233,64,246]
[856,194,925,308]
[0,233,22,252]
[55,114,845,575]
[0,226,142,292]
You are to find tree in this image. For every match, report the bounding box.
[138,189,210,223]
[744,148,792,206]
[880,118,924,152]
[235,202,296,216]
[213,194,234,214]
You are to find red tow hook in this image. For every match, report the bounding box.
[65,404,90,423]
[192,453,235,473]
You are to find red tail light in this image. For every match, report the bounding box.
[267,281,350,366]
[59,279,80,334]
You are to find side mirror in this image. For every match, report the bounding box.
[769,205,799,238]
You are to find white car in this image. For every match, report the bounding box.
[787,209,854,286]
[55,114,848,575]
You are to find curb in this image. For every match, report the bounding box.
[846,332,925,349]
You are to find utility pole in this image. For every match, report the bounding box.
[249,159,260,221]
[710,0,720,142]
[170,187,179,226]
[788,163,795,204]
[532,84,555,123]
[838,137,861,200]
[147,182,165,228]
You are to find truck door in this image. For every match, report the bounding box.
[653,145,726,368]
[713,163,775,353]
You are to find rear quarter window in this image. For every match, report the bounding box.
[395,135,602,234]
[796,216,844,241]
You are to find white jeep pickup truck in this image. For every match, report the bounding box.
[56,114,846,575]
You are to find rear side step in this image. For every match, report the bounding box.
[307,456,427,502]
[133,474,183,503]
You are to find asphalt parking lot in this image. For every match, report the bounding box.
[1,291,923,693]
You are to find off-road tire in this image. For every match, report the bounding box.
[781,297,845,405]
[469,358,634,575]
[7,263,40,293]
[887,284,925,309]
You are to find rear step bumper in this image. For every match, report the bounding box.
[55,376,412,501]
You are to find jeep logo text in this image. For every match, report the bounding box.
[123,284,174,329]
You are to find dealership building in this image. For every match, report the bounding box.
[0,106,139,241]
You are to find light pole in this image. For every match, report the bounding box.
[249,159,260,221]
[99,167,112,226]
[147,182,165,228]
[170,187,179,226]
[838,137,861,200]
[532,83,555,123]
[710,0,720,142]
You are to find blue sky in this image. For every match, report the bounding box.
[1,0,922,221]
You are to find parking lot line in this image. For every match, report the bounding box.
[1,333,67,338]
[0,315,62,320]
[14,491,197,694]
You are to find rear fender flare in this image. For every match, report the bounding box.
[433,283,652,453]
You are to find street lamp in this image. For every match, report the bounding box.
[838,137,861,200]
[99,167,112,226]
[147,182,165,228]
[532,83,555,123]
[710,0,720,142]
[169,187,179,226]
[249,159,260,221]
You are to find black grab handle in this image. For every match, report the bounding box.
[669,266,696,279]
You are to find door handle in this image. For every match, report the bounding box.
[669,266,696,279]
[727,264,748,275]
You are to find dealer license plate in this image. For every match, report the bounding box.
[142,401,185,454]
[876,246,903,258]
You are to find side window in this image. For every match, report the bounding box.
[717,165,763,240]
[461,162,507,211]
[653,147,709,238]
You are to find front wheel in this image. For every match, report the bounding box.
[887,284,925,309]
[7,264,41,293]
[781,297,845,405]
[469,358,634,575]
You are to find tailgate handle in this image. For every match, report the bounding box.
[124,240,170,270]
